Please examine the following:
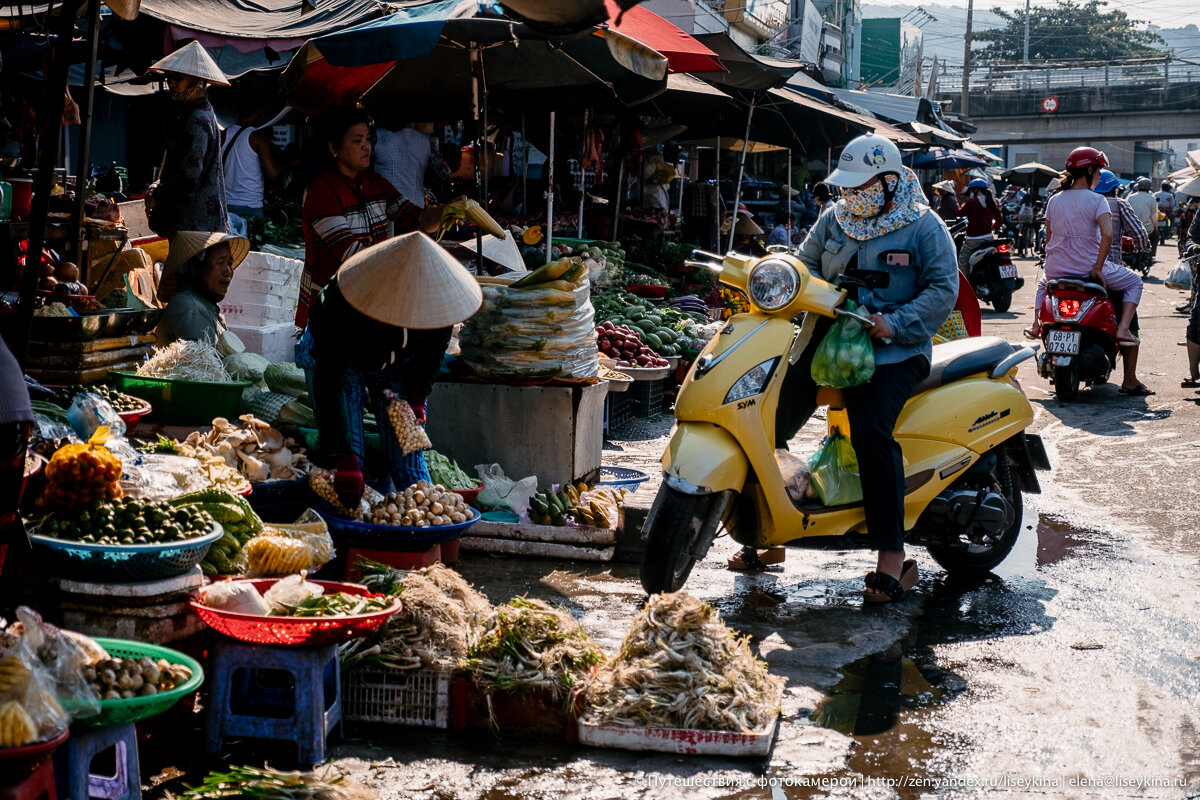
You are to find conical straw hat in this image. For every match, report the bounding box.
[456,234,526,273]
[149,41,230,86]
[337,232,483,329]
[734,215,763,235]
[933,180,956,193]
[104,0,140,20]
[158,231,250,302]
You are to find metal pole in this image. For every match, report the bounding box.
[521,113,528,216]
[577,109,587,239]
[545,111,555,262]
[16,0,74,370]
[1022,0,1030,65]
[961,0,973,117]
[727,98,756,253]
[612,155,624,241]
[470,44,484,272]
[786,147,793,235]
[71,0,102,273]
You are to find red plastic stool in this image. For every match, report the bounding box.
[0,762,56,800]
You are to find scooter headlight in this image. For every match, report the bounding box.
[748,259,799,312]
[724,358,780,405]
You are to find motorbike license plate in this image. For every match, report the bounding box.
[1047,329,1080,355]
[999,263,1018,279]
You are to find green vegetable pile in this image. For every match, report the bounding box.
[170,489,264,575]
[40,498,215,545]
[182,765,371,800]
[427,449,477,491]
[51,384,143,413]
[270,593,392,617]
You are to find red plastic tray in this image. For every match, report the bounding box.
[624,283,669,298]
[451,480,484,507]
[0,726,69,782]
[116,398,153,434]
[191,578,400,647]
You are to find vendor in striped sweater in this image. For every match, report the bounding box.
[297,107,445,328]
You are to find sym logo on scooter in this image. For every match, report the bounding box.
[968,408,1011,433]
[737,399,757,410]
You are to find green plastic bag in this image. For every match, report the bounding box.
[808,429,862,506]
[811,300,876,388]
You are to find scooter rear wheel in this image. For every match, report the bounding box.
[640,488,713,594]
[926,451,1022,576]
[991,288,1013,313]
[1053,362,1079,400]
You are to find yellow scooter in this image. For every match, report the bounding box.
[640,249,1051,594]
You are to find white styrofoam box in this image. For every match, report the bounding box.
[228,322,300,363]
[221,298,297,326]
[236,251,304,285]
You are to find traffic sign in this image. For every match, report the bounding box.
[1041,96,1059,114]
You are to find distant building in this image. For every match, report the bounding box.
[859,17,924,93]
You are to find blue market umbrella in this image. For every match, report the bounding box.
[905,148,989,170]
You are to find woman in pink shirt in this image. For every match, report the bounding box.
[1027,148,1140,349]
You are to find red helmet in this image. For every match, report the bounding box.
[1065,147,1108,169]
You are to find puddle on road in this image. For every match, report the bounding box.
[810,646,945,737]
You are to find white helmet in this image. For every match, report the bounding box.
[826,133,903,188]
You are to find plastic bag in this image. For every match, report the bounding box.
[475,463,538,515]
[1,608,97,731]
[202,580,271,616]
[811,301,876,388]
[238,512,335,577]
[1165,262,1192,290]
[775,449,815,504]
[808,430,862,506]
[67,393,126,440]
[43,427,124,507]
[263,573,324,613]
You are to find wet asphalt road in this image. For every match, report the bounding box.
[320,250,1200,799]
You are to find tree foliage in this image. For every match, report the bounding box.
[974,0,1167,62]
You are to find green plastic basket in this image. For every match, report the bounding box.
[75,638,205,729]
[109,371,251,425]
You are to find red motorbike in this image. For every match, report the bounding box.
[1035,275,1119,400]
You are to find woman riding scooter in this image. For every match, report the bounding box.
[732,133,958,603]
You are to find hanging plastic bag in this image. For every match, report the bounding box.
[1165,262,1192,291]
[811,300,876,388]
[808,430,862,507]
[66,393,125,440]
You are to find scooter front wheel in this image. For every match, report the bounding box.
[640,488,715,594]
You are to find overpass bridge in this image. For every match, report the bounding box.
[933,59,1200,144]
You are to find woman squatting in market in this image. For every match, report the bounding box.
[733,133,958,602]
[298,233,483,511]
[154,232,250,347]
[143,43,231,249]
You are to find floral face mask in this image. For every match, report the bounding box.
[841,176,897,218]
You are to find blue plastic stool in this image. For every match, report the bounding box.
[1,761,56,800]
[204,640,341,765]
[53,723,139,800]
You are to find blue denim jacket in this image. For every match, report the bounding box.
[797,210,959,366]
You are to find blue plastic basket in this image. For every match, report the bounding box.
[596,466,649,493]
[316,506,480,552]
[28,523,223,581]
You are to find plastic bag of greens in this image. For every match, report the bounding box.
[811,300,876,388]
[807,429,862,506]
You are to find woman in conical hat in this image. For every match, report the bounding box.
[144,42,230,242]
[155,231,249,347]
[297,232,483,507]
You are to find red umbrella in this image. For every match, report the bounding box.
[603,0,724,74]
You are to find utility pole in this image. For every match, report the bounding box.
[961,0,973,117]
[1023,0,1031,64]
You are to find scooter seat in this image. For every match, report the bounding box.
[911,336,1015,395]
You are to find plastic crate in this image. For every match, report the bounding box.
[605,391,635,433]
[630,378,665,419]
[342,669,450,728]
[109,371,251,425]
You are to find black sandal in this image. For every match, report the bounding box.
[863,560,918,604]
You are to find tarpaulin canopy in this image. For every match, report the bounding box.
[136,0,381,41]
[693,32,800,92]
[282,0,667,117]
[603,0,722,74]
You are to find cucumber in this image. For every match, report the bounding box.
[643,314,663,326]
[635,320,658,334]
[656,328,677,344]
[643,332,664,350]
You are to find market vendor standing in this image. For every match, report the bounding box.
[155,231,249,346]
[296,107,444,328]
[299,232,482,508]
[144,42,230,244]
